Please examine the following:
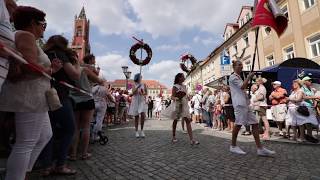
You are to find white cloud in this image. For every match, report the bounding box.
[144,60,181,86]
[156,44,190,52]
[95,53,180,87]
[18,0,253,38]
[18,0,137,36]
[128,0,253,37]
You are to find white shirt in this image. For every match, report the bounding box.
[192,94,202,109]
[228,73,249,107]
[0,0,14,91]
[255,84,267,107]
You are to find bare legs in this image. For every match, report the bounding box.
[172,118,196,143]
[135,112,145,131]
[232,124,262,149]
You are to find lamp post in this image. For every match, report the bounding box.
[122,66,131,90]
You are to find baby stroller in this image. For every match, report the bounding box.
[90,112,108,145]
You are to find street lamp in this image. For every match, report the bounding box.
[122,66,131,90]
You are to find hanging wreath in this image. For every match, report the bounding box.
[180,54,197,73]
[129,43,152,66]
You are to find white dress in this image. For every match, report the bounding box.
[163,84,190,120]
[285,89,305,126]
[154,97,162,112]
[128,83,147,116]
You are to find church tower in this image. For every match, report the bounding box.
[71,7,91,62]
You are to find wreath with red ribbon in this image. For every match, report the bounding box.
[129,43,152,66]
[180,54,197,73]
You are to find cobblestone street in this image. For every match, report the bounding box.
[23,118,320,180]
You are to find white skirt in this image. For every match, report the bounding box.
[128,95,147,116]
[162,99,190,120]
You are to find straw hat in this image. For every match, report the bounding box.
[256,77,267,84]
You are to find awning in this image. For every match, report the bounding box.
[204,75,229,89]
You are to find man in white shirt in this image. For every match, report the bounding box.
[228,60,275,156]
[192,92,202,123]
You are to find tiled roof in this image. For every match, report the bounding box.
[109,79,168,89]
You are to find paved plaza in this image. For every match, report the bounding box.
[9,118,320,180]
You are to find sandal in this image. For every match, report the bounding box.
[67,155,77,161]
[171,138,178,143]
[41,167,53,177]
[54,166,77,175]
[190,140,200,145]
[81,153,92,160]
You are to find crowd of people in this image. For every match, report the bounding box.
[0,1,141,179]
[0,1,320,179]
[186,63,320,144]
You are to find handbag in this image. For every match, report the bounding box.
[297,105,310,117]
[45,87,62,111]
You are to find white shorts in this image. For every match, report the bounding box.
[234,106,258,126]
[194,108,202,115]
[271,104,287,122]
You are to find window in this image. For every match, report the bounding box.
[210,62,214,70]
[283,45,295,60]
[240,19,245,26]
[266,54,275,66]
[281,5,289,20]
[244,60,251,71]
[245,13,251,21]
[303,0,315,10]
[308,33,320,58]
[233,43,238,53]
[76,26,82,36]
[265,27,271,35]
[243,34,249,47]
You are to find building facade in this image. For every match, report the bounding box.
[109,79,171,100]
[258,0,320,67]
[71,7,91,62]
[186,0,320,90]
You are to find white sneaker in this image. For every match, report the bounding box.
[135,131,140,138]
[182,130,188,134]
[140,131,145,138]
[230,146,247,155]
[257,147,276,156]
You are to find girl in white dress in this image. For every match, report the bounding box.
[128,73,148,138]
[154,94,162,120]
[165,73,199,145]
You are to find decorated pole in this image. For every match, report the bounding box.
[130,36,152,76]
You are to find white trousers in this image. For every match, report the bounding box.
[5,112,52,180]
[93,103,107,133]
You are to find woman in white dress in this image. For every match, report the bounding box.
[154,94,162,120]
[166,73,199,145]
[285,80,304,141]
[128,73,148,138]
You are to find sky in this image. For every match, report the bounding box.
[18,0,253,87]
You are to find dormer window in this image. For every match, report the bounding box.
[240,19,245,26]
[245,13,251,21]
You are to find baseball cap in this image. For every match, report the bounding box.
[302,76,312,81]
[272,81,281,85]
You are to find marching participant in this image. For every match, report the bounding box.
[229,60,275,156]
[128,73,148,138]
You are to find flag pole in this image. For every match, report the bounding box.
[248,27,260,97]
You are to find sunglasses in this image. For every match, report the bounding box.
[37,21,47,29]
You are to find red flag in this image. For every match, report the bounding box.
[252,0,288,36]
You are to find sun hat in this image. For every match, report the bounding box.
[272,81,281,85]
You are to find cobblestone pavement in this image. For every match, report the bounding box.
[18,118,320,179]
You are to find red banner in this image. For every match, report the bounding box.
[252,0,288,36]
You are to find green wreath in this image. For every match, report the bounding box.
[129,43,152,66]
